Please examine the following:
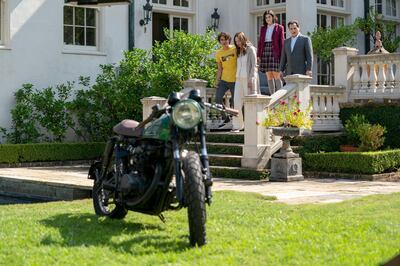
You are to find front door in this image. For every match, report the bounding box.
[152,12,169,46]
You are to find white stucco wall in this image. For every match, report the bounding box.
[0,0,128,130]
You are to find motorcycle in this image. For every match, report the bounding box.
[88,89,238,247]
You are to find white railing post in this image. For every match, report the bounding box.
[141,96,168,121]
[332,47,359,102]
[242,95,272,169]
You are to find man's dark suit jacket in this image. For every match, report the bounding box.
[279,34,313,75]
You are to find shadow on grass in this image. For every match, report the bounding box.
[41,213,190,253]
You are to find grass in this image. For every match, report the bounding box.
[0,191,399,265]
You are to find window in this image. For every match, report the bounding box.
[152,0,166,4]
[173,0,188,7]
[64,5,97,47]
[257,0,269,5]
[317,58,334,85]
[376,0,383,14]
[317,13,344,28]
[256,0,285,5]
[172,16,189,32]
[331,0,344,7]
[317,14,327,28]
[317,0,327,4]
[386,0,397,16]
[331,16,344,28]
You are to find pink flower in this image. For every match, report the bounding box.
[293,95,297,99]
[297,109,301,113]
[256,120,260,125]
[280,100,286,105]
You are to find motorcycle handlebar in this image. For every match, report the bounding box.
[203,102,239,117]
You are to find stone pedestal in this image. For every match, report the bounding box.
[269,127,304,182]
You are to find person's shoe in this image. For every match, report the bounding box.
[218,123,232,130]
[230,129,240,133]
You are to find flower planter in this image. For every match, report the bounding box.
[271,127,302,159]
[340,145,359,152]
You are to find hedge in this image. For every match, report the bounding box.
[339,104,400,148]
[304,149,400,174]
[0,142,105,164]
[292,134,345,154]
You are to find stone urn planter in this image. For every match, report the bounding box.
[270,126,304,182]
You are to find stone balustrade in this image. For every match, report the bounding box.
[310,85,345,131]
[348,53,400,102]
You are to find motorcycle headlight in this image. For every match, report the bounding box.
[172,99,202,129]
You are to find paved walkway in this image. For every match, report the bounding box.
[0,166,400,204]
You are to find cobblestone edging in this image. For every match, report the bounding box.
[304,171,400,182]
[0,160,93,168]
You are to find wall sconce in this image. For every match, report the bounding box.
[210,8,220,31]
[140,0,153,26]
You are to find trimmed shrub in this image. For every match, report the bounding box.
[340,104,400,148]
[292,134,345,154]
[303,149,400,174]
[0,142,105,164]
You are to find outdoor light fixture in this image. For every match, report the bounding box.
[64,0,131,6]
[140,0,153,26]
[210,8,220,31]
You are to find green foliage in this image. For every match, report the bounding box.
[70,49,152,141]
[150,29,218,96]
[0,142,105,163]
[0,84,41,143]
[340,104,400,148]
[294,134,345,155]
[343,114,369,146]
[1,83,75,143]
[308,25,357,62]
[355,7,400,53]
[304,149,400,174]
[358,123,386,151]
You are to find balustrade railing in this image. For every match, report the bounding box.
[310,85,345,131]
[349,53,400,102]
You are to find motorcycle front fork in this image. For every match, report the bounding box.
[171,125,213,206]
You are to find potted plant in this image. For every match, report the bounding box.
[263,96,313,158]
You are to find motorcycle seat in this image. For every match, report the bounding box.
[113,119,142,137]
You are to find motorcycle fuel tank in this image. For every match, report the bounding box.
[142,114,171,141]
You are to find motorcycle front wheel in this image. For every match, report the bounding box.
[183,151,206,247]
[92,166,127,219]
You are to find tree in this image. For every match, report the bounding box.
[308,25,357,84]
[355,6,400,53]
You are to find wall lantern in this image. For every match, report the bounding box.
[64,0,131,6]
[140,0,153,26]
[210,8,220,31]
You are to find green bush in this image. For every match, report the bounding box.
[1,83,75,143]
[0,142,105,164]
[303,149,400,174]
[340,104,400,148]
[292,134,345,154]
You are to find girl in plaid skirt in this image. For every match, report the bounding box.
[257,10,284,95]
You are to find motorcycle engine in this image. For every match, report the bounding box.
[118,142,154,196]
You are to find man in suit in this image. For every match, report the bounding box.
[280,20,313,76]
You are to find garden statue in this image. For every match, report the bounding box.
[367,31,389,54]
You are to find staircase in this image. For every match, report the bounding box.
[204,132,269,180]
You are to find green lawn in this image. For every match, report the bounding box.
[0,191,399,265]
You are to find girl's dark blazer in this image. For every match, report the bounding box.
[257,23,285,61]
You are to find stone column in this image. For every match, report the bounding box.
[141,96,167,121]
[183,79,208,102]
[332,47,359,102]
[241,95,271,169]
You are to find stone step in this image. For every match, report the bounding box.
[209,154,241,167]
[206,132,244,144]
[210,166,269,180]
[189,143,243,155]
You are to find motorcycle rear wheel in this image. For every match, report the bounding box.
[183,151,206,247]
[92,171,128,219]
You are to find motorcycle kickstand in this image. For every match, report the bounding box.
[158,214,166,223]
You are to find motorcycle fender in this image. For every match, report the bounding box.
[88,161,102,180]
